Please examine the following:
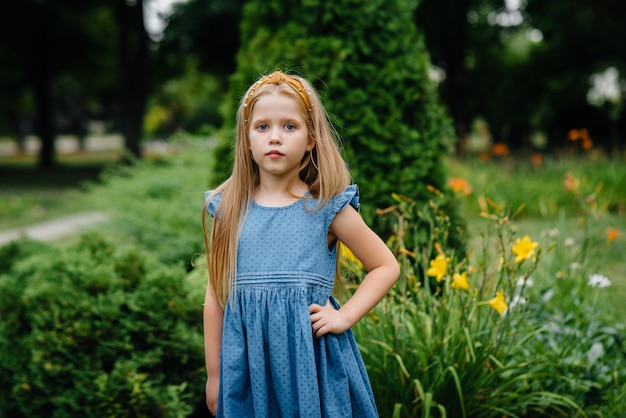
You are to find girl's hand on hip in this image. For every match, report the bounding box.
[309,299,351,337]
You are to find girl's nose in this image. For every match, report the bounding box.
[269,130,282,144]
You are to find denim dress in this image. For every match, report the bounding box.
[206,185,378,418]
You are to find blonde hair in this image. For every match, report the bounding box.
[203,71,351,307]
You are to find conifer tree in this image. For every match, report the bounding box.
[214,0,465,248]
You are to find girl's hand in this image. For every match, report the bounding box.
[206,377,219,416]
[309,299,351,337]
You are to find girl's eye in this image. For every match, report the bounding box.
[285,123,296,131]
[257,124,268,131]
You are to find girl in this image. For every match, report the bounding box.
[203,71,399,417]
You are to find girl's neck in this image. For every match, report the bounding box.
[254,178,309,207]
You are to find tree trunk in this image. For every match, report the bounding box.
[115,0,149,159]
[34,2,56,169]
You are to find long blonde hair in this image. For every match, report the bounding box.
[203,71,351,307]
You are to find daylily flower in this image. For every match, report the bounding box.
[340,243,362,269]
[487,290,508,316]
[511,235,538,263]
[451,272,470,290]
[448,178,473,196]
[426,254,449,282]
[606,227,621,242]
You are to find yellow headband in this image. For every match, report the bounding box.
[244,72,312,123]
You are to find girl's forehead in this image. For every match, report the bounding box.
[250,94,304,118]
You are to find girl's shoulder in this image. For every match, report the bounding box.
[204,190,222,216]
[319,184,360,231]
[330,184,360,213]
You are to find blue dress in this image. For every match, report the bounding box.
[206,185,378,418]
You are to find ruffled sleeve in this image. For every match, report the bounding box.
[204,190,222,218]
[326,184,360,231]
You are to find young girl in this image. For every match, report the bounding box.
[203,71,399,417]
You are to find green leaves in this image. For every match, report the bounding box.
[0,235,204,417]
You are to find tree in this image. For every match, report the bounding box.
[213,0,465,248]
[114,0,150,158]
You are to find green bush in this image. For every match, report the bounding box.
[87,140,213,268]
[0,234,206,417]
[214,0,464,248]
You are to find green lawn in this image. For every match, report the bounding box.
[466,214,626,319]
[0,153,113,229]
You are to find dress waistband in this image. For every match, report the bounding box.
[235,272,333,290]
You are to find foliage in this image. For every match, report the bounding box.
[144,58,225,138]
[86,139,213,268]
[213,0,464,246]
[349,191,626,417]
[0,234,207,417]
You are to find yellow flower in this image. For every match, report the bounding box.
[451,272,470,290]
[487,290,508,315]
[426,254,449,282]
[339,243,362,269]
[511,235,538,263]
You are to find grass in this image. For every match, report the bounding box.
[0,152,117,229]
[449,154,626,318]
[466,214,626,318]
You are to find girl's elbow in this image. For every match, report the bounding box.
[387,261,401,284]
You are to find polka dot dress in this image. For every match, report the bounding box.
[206,185,378,418]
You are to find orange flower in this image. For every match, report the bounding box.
[563,171,579,192]
[448,177,473,195]
[606,227,621,242]
[531,153,543,166]
[491,142,510,157]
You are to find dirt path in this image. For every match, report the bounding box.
[0,212,108,247]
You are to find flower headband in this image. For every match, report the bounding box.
[243,71,312,123]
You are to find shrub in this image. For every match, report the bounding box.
[0,234,206,417]
[214,0,464,248]
[349,192,626,417]
[87,140,213,268]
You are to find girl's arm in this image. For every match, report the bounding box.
[309,205,399,336]
[204,283,224,415]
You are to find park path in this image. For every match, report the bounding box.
[0,212,108,247]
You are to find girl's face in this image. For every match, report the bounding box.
[248,93,314,181]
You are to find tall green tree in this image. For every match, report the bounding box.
[214,0,463,246]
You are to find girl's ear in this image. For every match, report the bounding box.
[307,137,316,152]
